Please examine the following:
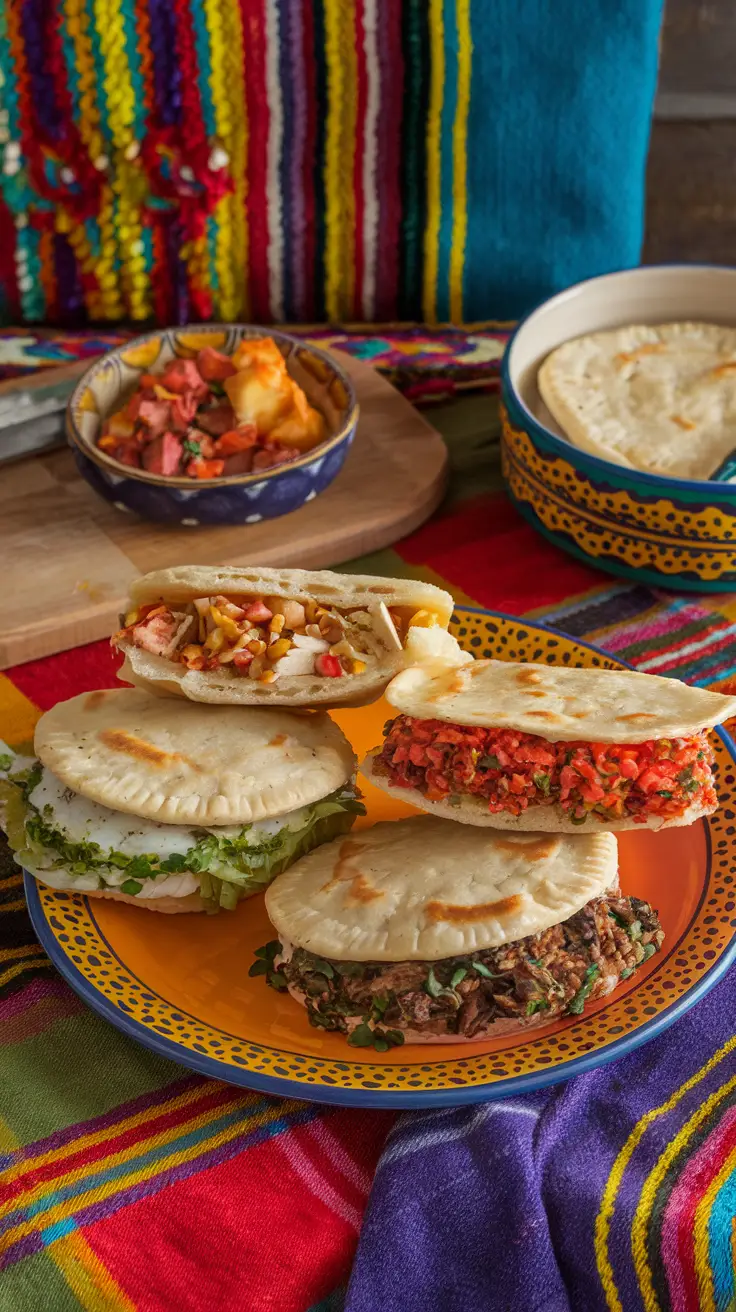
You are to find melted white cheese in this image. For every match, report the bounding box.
[25,862,199,899]
[28,767,308,856]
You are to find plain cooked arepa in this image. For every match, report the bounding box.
[383,659,736,744]
[265,816,618,961]
[34,688,356,825]
[538,322,736,480]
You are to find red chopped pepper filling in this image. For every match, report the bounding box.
[375,716,716,824]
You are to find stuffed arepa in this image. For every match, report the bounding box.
[0,688,362,913]
[256,817,664,1046]
[363,660,736,832]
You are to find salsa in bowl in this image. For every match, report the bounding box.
[66,325,358,525]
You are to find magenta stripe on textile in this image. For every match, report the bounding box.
[601,604,715,654]
[374,0,403,318]
[285,0,309,318]
[660,1103,736,1302]
[0,977,74,1025]
[0,1104,322,1269]
[0,1075,204,1168]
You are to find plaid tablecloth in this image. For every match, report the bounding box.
[1,331,736,1312]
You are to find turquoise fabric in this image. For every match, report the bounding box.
[463,0,665,319]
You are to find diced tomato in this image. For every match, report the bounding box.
[215,425,259,456]
[243,601,273,623]
[186,457,225,479]
[197,346,237,381]
[232,650,254,669]
[160,358,208,397]
[113,444,142,468]
[376,716,716,825]
[142,432,184,476]
[315,653,343,677]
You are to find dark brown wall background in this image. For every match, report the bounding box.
[644,0,736,264]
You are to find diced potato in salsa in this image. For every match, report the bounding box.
[97,339,327,480]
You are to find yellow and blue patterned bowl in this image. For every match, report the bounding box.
[501,265,736,591]
[66,324,358,525]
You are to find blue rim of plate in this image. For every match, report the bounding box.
[23,606,736,1109]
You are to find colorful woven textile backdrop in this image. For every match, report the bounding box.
[0,0,662,327]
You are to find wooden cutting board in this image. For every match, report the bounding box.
[0,351,448,669]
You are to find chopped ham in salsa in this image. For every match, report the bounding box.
[97,339,326,480]
[374,715,717,824]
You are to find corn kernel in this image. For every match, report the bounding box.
[269,613,285,635]
[408,609,439,629]
[205,627,226,652]
[247,639,266,656]
[210,606,241,640]
[259,670,277,684]
[124,609,140,626]
[348,659,366,674]
[181,644,204,667]
[267,638,292,662]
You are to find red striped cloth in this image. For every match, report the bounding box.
[3,344,736,1309]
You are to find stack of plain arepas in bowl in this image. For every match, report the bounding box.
[3,564,736,1054]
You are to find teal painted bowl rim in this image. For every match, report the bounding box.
[66,323,359,490]
[501,263,736,502]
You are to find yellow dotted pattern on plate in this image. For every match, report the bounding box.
[35,612,736,1094]
[502,410,736,580]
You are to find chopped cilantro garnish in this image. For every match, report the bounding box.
[525,998,550,1016]
[567,963,600,1015]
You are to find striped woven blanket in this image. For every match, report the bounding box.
[2,329,736,1310]
[0,0,661,325]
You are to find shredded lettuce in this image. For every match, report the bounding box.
[4,767,365,911]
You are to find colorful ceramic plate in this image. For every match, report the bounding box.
[25,608,736,1108]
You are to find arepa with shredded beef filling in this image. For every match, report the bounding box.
[0,689,363,913]
[362,660,736,832]
[255,816,664,1046]
[112,564,467,709]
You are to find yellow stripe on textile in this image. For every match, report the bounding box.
[693,1141,736,1312]
[0,1083,253,1196]
[92,0,151,319]
[50,1230,137,1312]
[227,0,249,319]
[2,1088,250,1214]
[0,1099,304,1253]
[202,0,237,319]
[0,944,46,964]
[594,1035,736,1312]
[0,959,49,990]
[322,0,354,321]
[449,0,471,324]
[63,0,122,320]
[422,0,444,324]
[631,1073,736,1308]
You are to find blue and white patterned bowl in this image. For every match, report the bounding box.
[66,324,359,525]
